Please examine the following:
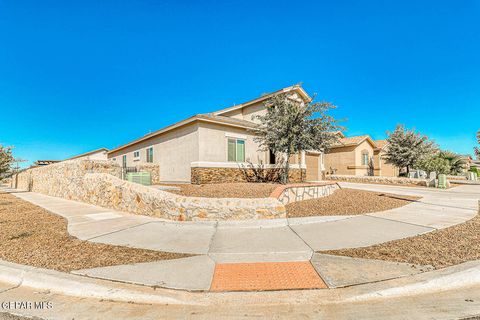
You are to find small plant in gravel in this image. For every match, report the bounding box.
[239,160,284,183]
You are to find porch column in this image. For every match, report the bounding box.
[300,151,306,167]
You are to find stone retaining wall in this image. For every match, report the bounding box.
[272,183,340,205]
[326,175,428,187]
[191,167,306,184]
[12,160,285,221]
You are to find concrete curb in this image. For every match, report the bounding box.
[345,260,480,302]
[2,259,480,306]
[0,260,192,305]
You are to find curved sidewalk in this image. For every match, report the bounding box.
[6,183,480,291]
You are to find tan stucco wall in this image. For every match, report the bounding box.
[324,141,376,176]
[353,140,375,175]
[374,149,399,177]
[197,122,267,164]
[379,152,399,177]
[324,146,356,175]
[219,92,305,125]
[108,122,200,182]
[76,150,108,161]
[220,100,266,124]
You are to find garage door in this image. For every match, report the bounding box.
[305,153,320,181]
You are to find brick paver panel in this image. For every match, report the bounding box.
[210,261,327,292]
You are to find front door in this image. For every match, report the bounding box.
[305,153,320,181]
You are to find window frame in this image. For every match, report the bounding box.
[361,151,370,166]
[227,138,245,162]
[146,147,154,163]
[122,155,127,168]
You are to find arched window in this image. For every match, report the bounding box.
[361,150,370,166]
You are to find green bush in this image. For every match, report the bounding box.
[470,167,480,176]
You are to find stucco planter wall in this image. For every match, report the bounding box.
[12,160,285,221]
[326,174,428,187]
[271,182,341,205]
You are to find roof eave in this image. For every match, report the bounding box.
[107,116,255,155]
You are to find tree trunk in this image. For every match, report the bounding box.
[283,151,291,184]
[406,165,410,175]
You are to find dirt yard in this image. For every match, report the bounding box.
[0,192,190,272]
[161,183,278,198]
[322,209,480,269]
[286,188,420,217]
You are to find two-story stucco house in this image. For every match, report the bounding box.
[107,85,325,184]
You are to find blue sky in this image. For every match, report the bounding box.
[0,0,479,167]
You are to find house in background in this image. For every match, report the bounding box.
[324,133,377,176]
[66,148,109,161]
[108,85,325,184]
[324,134,398,177]
[32,148,109,168]
[33,160,61,167]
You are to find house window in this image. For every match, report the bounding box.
[227,138,245,162]
[269,149,276,164]
[146,147,154,163]
[122,155,127,168]
[133,151,140,158]
[361,151,370,166]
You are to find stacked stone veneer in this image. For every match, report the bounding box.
[274,183,340,205]
[191,167,306,184]
[12,160,285,221]
[326,175,428,187]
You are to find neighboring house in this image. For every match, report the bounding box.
[373,140,399,177]
[324,133,377,176]
[324,134,398,177]
[32,149,109,168]
[66,148,109,161]
[33,160,61,167]
[108,85,325,183]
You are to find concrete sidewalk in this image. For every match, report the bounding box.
[5,183,480,291]
[2,258,480,319]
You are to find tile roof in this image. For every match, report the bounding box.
[375,140,388,149]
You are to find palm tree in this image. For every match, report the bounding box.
[439,151,468,175]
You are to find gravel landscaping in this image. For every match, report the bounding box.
[0,192,190,272]
[161,182,278,198]
[322,207,480,269]
[286,188,420,217]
